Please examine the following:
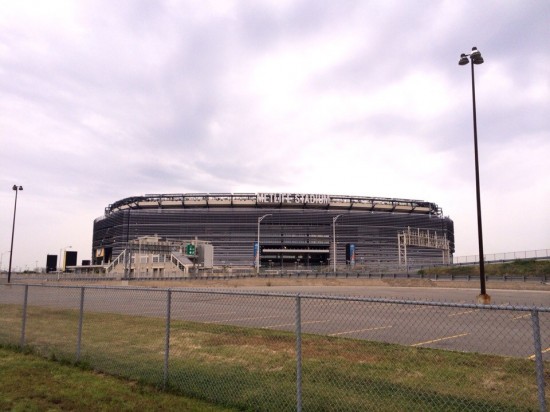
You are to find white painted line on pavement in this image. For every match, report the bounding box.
[411,333,469,347]
[329,325,393,336]
[184,311,238,318]
[263,320,329,329]
[528,347,550,360]
[512,314,530,320]
[448,310,478,317]
[209,315,282,324]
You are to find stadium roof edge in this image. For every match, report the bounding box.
[100,192,443,218]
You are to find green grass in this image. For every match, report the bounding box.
[418,259,550,277]
[0,346,236,411]
[0,303,547,411]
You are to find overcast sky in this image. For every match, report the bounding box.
[1,0,549,270]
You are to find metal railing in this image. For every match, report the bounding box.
[0,284,548,411]
[3,270,549,284]
[454,248,550,264]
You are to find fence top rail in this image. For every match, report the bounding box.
[7,282,550,312]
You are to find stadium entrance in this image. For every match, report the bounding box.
[260,244,330,268]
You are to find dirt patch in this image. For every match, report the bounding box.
[381,279,435,288]
[110,277,550,291]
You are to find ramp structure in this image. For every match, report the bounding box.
[398,227,451,268]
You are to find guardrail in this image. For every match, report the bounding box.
[0,284,548,411]
[2,271,549,284]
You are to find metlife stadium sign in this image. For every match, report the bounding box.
[257,193,330,205]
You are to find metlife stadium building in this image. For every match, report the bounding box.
[92,193,455,270]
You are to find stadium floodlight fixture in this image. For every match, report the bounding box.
[458,46,490,304]
[459,47,484,66]
[256,214,272,274]
[8,185,23,283]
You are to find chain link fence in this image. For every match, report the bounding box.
[0,283,548,411]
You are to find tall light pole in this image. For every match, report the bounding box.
[459,46,490,304]
[8,185,23,283]
[256,214,272,273]
[332,214,342,274]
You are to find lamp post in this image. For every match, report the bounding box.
[256,214,272,273]
[332,214,342,274]
[459,46,490,304]
[8,185,23,283]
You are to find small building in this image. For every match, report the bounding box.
[68,236,213,279]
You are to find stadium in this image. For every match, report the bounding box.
[92,192,455,271]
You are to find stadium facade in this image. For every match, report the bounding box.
[92,193,455,270]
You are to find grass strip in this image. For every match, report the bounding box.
[0,345,236,411]
[418,259,550,277]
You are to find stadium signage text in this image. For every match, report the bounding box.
[257,193,330,205]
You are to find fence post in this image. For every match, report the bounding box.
[295,294,302,412]
[76,287,85,362]
[20,284,29,348]
[164,289,172,389]
[530,309,547,412]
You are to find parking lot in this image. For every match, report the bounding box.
[1,283,549,359]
